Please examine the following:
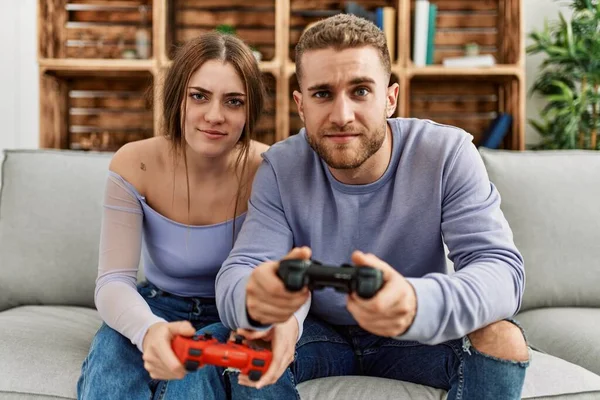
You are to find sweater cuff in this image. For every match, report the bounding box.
[133,315,168,353]
[395,277,444,343]
[293,295,311,341]
[235,275,272,332]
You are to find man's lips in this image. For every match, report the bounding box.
[324,133,359,143]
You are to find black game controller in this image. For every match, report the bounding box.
[277,259,383,299]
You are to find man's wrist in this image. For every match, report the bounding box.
[401,281,418,335]
[246,305,270,328]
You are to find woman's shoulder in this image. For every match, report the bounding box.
[109,136,169,194]
[248,139,270,170]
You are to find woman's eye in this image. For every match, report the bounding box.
[190,93,206,101]
[227,98,244,107]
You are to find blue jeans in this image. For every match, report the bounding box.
[77,281,223,400]
[193,315,530,400]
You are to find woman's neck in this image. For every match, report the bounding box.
[182,144,238,182]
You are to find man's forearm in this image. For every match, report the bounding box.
[398,258,524,345]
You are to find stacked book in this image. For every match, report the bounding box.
[412,0,437,66]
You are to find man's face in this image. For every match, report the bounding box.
[293,46,398,170]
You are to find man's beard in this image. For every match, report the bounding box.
[306,124,386,169]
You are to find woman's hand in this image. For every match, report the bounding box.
[142,320,196,380]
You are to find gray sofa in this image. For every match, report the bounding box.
[1,148,599,399]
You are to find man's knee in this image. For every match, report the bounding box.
[467,320,529,362]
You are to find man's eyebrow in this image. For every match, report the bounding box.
[306,83,332,92]
[188,86,246,96]
[306,77,376,92]
[348,77,376,85]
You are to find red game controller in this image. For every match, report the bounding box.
[172,333,273,381]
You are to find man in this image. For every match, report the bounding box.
[214,13,530,399]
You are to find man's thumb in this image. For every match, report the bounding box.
[284,246,312,261]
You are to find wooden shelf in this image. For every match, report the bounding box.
[408,65,523,78]
[39,58,155,73]
[38,0,525,151]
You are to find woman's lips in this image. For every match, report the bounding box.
[199,129,227,140]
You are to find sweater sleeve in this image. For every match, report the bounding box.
[398,139,525,345]
[94,172,166,352]
[215,160,310,341]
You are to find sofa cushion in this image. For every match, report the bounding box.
[297,350,600,399]
[479,149,600,311]
[0,150,112,312]
[2,307,600,400]
[517,308,600,376]
[0,306,101,399]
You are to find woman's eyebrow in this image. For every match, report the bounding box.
[188,86,246,96]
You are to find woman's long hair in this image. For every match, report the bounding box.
[162,32,265,244]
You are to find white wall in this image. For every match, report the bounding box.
[0,1,574,153]
[0,0,38,155]
[524,0,572,146]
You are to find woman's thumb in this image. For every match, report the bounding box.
[170,321,196,337]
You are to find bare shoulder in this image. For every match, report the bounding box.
[109,136,168,194]
[248,140,270,172]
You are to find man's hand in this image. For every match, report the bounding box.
[246,247,311,325]
[236,317,299,389]
[346,250,417,337]
[142,321,195,380]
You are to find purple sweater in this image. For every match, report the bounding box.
[215,118,524,345]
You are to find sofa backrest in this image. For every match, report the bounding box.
[479,148,600,312]
[0,149,112,312]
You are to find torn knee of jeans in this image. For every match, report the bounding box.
[462,333,530,366]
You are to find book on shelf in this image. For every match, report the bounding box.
[442,54,497,68]
[412,0,437,66]
[412,0,429,66]
[375,7,396,61]
[479,113,513,149]
[425,3,437,65]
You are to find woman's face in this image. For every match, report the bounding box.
[182,60,247,158]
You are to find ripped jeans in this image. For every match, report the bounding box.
[193,315,530,400]
[291,314,530,400]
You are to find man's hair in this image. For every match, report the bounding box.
[295,13,391,87]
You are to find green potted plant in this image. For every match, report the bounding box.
[527,0,600,150]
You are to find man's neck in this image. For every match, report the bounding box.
[328,123,393,185]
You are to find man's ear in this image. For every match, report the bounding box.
[386,82,399,118]
[293,90,305,122]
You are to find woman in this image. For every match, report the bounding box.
[77,31,268,399]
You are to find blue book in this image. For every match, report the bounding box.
[480,113,513,149]
[375,7,384,30]
[426,4,437,65]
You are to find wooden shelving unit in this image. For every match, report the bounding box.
[38,0,525,151]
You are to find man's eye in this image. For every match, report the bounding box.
[355,88,369,97]
[314,91,330,99]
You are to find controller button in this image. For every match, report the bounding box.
[234,335,244,345]
[189,348,202,356]
[248,370,262,381]
[184,360,200,371]
[252,359,265,367]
